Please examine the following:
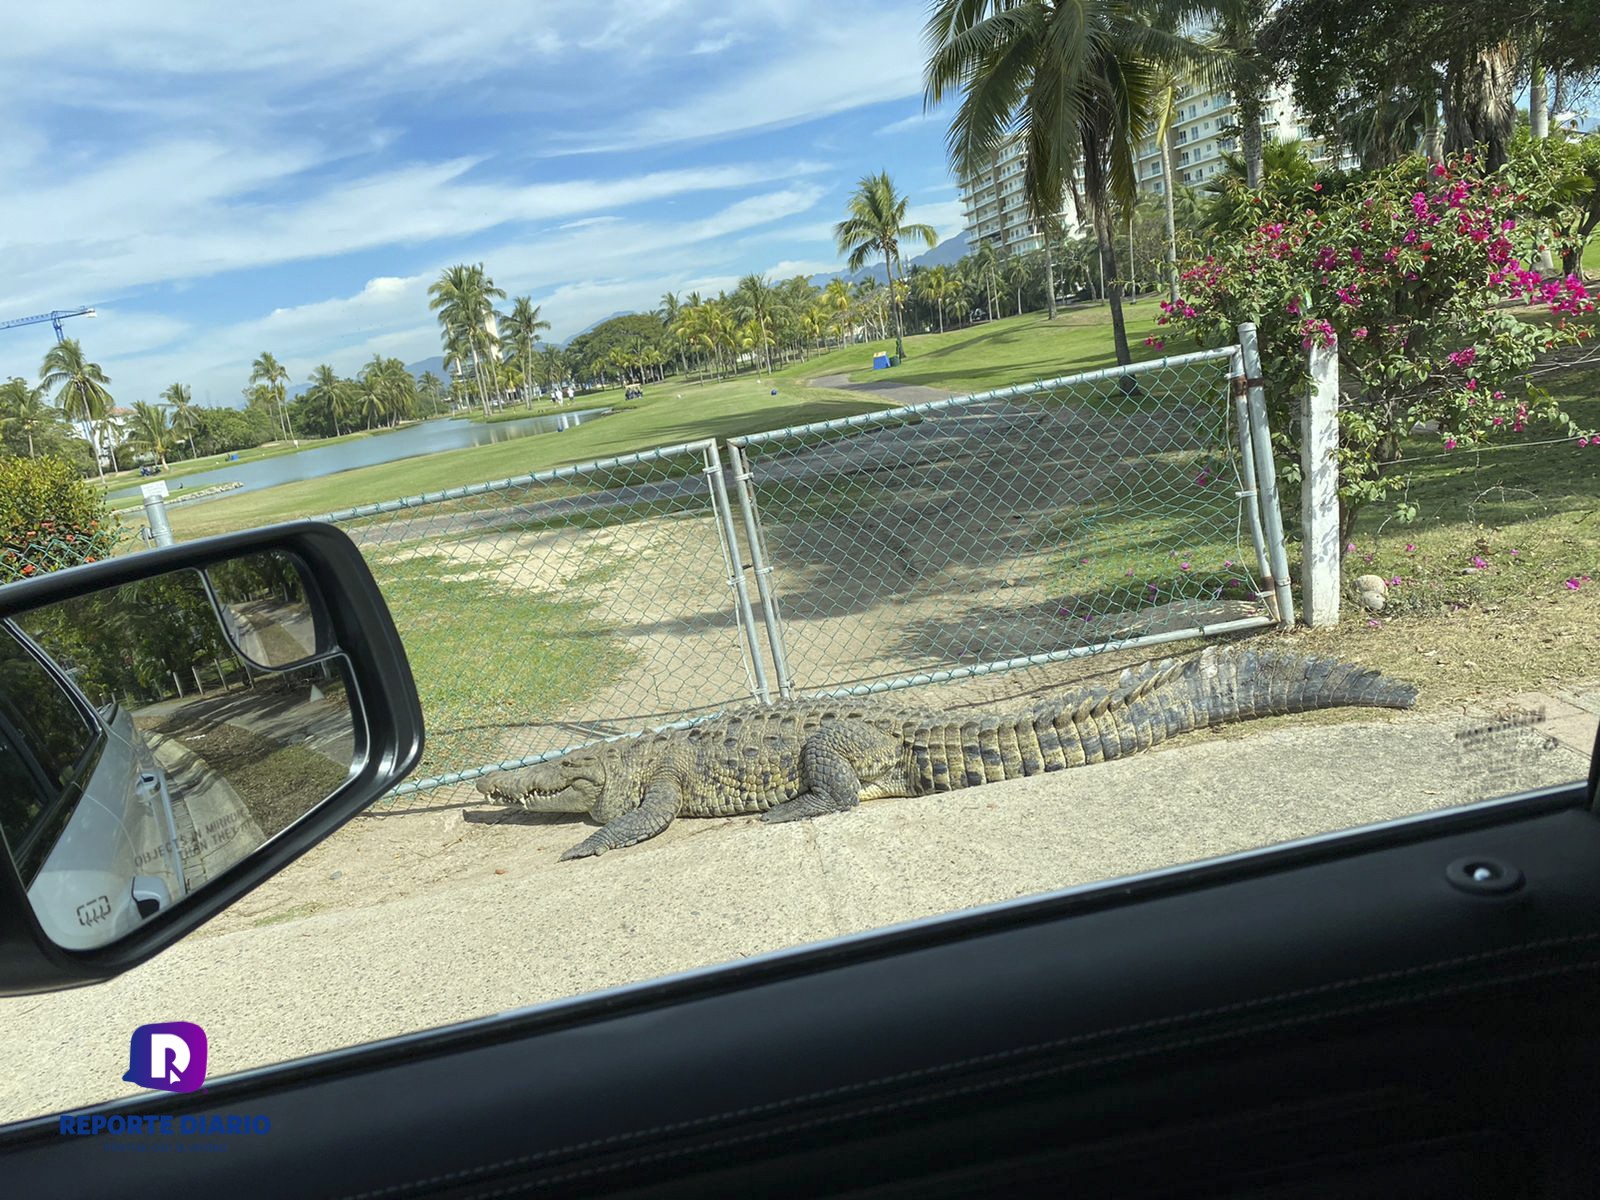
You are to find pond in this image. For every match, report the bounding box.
[111,409,612,505]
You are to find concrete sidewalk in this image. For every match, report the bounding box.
[0,693,1593,1125]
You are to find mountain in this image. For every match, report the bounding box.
[806,229,971,290]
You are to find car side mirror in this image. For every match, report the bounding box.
[0,523,423,995]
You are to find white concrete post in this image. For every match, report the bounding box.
[1301,337,1341,627]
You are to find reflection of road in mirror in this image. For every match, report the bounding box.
[131,664,357,888]
[226,596,317,668]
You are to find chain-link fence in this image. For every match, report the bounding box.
[727,347,1283,702]
[2,526,128,584]
[41,341,1291,802]
[314,440,774,796]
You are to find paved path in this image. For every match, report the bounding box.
[811,372,955,407]
[1,688,1593,1125]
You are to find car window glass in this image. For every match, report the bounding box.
[0,627,97,851]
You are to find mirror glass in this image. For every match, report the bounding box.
[206,550,319,668]
[0,560,359,951]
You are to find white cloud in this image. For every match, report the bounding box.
[876,112,932,135]
[552,8,928,152]
[690,35,739,54]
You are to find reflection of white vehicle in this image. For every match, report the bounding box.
[0,624,189,952]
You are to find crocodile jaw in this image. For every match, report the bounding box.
[476,759,602,813]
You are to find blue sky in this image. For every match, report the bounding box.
[0,1,964,406]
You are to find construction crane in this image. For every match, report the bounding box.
[0,307,98,342]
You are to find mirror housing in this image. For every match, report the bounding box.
[0,522,423,995]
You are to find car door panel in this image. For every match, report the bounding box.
[3,789,1598,1197]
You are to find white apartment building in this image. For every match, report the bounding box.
[1135,78,1349,195]
[957,134,1084,257]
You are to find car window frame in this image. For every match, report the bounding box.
[0,620,109,887]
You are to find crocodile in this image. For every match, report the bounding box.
[476,644,1418,861]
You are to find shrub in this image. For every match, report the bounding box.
[0,455,122,583]
[1161,149,1599,542]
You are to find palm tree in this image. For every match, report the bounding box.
[127,401,174,467]
[1168,0,1276,188]
[834,171,937,363]
[925,0,1202,369]
[249,351,296,445]
[733,274,778,374]
[499,296,552,404]
[0,377,63,458]
[429,264,506,418]
[160,382,200,460]
[304,364,351,436]
[1002,254,1033,317]
[39,339,115,480]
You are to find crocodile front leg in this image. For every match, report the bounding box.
[560,781,681,860]
[761,723,901,824]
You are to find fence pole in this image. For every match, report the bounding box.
[1237,323,1296,627]
[727,441,794,700]
[140,482,175,547]
[1230,351,1275,620]
[703,442,772,704]
[1301,337,1341,627]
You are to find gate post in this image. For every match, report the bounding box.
[726,440,794,700]
[1237,323,1296,627]
[1301,338,1341,627]
[703,441,772,704]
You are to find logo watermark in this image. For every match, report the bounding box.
[123,1022,208,1094]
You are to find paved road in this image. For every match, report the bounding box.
[1,688,1593,1125]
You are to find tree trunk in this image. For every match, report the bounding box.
[1236,87,1266,189]
[1552,71,1567,130]
[1160,129,1180,303]
[1443,41,1519,171]
[1530,61,1549,139]
[1422,72,1444,162]
[937,299,945,334]
[1093,204,1134,369]
[1044,242,1058,319]
[1015,286,1023,317]
[886,248,907,362]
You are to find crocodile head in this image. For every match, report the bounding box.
[476,750,606,813]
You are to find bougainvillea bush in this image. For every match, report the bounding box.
[1160,148,1599,543]
[0,455,121,584]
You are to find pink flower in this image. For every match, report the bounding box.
[1367,619,1382,628]
[1346,542,1357,552]
[1312,182,1322,192]
[1227,578,1241,589]
[1444,438,1457,450]
[1470,556,1488,569]
[1353,327,1369,339]
[1404,544,1415,552]
[1447,346,1477,367]
[1195,471,1212,486]
[1223,560,1233,568]
[1566,578,1584,590]
[1180,561,1192,571]
[1581,438,1591,448]
[1389,576,1401,586]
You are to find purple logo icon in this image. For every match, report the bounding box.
[123,1022,208,1094]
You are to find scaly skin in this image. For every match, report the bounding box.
[476,645,1418,861]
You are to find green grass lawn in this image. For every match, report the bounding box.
[1583,235,1599,277]
[782,304,1168,394]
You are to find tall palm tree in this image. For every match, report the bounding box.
[429,264,506,418]
[834,171,937,363]
[249,351,296,445]
[499,296,552,404]
[925,0,1201,369]
[1168,0,1276,188]
[304,364,351,436]
[127,401,174,467]
[160,382,200,460]
[0,377,63,458]
[1002,254,1033,317]
[733,275,778,374]
[39,339,115,480]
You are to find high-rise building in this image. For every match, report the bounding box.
[956,133,1084,257]
[1134,78,1353,195]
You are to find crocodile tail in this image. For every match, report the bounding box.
[1192,645,1419,721]
[1004,645,1418,776]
